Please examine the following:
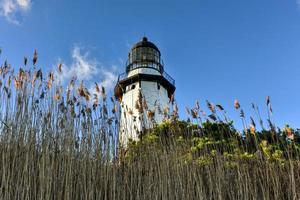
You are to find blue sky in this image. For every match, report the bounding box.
[1,0,300,129]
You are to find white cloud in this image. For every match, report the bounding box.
[0,0,31,24]
[297,0,300,8]
[71,46,99,81]
[98,67,118,90]
[56,46,119,92]
[16,0,30,9]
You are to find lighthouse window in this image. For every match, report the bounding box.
[131,84,136,90]
[157,83,160,90]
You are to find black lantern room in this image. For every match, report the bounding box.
[126,37,164,73]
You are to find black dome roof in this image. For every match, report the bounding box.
[131,37,160,54]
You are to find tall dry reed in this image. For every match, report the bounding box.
[0,52,299,200]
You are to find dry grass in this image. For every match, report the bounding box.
[0,52,299,200]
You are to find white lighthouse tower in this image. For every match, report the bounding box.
[114,37,176,147]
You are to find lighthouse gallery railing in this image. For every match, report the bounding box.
[117,68,175,86]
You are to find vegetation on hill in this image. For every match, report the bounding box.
[0,51,299,199]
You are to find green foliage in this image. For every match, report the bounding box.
[126,120,300,166]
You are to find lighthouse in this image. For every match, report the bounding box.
[114,37,176,147]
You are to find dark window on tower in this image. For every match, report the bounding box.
[131,84,136,90]
[157,83,160,90]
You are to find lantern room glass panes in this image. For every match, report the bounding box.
[127,47,163,73]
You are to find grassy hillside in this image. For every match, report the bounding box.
[0,53,299,199]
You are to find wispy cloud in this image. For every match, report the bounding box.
[56,46,119,92]
[297,0,300,8]
[0,0,31,24]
